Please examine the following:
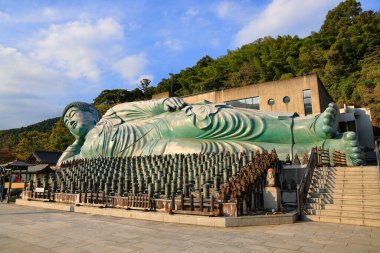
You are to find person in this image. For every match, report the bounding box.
[57,97,362,166]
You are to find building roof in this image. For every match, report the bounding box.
[27,151,62,165]
[27,164,53,174]
[0,159,32,169]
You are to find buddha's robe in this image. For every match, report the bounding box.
[77,99,284,159]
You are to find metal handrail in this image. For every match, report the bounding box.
[296,147,318,218]
[375,140,380,177]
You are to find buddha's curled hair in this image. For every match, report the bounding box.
[62,101,101,122]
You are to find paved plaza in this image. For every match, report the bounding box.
[0,204,379,253]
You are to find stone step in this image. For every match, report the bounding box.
[313,169,378,175]
[316,167,378,171]
[305,209,380,220]
[309,193,380,200]
[311,182,380,187]
[306,197,380,206]
[303,215,380,227]
[309,188,380,194]
[311,179,380,186]
[313,174,379,181]
[333,166,379,171]
[304,203,380,212]
[312,175,379,179]
[317,171,378,176]
[312,179,379,183]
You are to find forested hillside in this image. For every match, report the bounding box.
[0,0,378,163]
[155,0,380,127]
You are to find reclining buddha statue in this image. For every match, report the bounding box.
[57,97,362,166]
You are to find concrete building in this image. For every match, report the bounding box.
[339,105,375,149]
[153,74,333,116]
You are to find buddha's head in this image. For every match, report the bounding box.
[62,102,100,139]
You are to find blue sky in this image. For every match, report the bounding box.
[0,0,379,130]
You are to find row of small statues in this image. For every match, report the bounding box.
[219,149,279,201]
[32,150,281,201]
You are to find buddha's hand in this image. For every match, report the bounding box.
[163,97,187,111]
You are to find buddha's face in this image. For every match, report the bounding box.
[64,106,98,138]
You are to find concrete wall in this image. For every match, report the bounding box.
[339,106,375,149]
[152,91,171,99]
[153,74,330,116]
[317,76,333,112]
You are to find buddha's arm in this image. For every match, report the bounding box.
[104,97,186,123]
[57,139,83,166]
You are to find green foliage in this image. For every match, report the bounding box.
[48,120,75,152]
[15,131,50,160]
[154,0,379,126]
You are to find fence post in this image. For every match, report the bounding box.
[90,190,93,204]
[190,194,194,211]
[180,194,184,210]
[78,190,82,203]
[200,195,204,212]
[171,194,175,211]
[84,190,88,204]
[296,184,301,218]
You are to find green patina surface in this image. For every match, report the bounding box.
[58,97,362,166]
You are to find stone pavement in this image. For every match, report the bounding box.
[0,204,379,253]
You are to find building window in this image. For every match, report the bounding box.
[283,96,290,104]
[303,89,312,115]
[226,96,260,110]
[267,99,275,106]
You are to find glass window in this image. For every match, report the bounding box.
[283,96,290,104]
[251,96,260,110]
[303,89,312,115]
[226,96,260,110]
[303,89,311,98]
[268,99,275,106]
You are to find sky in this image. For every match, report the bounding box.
[0,0,379,130]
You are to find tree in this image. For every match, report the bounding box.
[139,78,151,93]
[48,120,75,151]
[15,131,50,160]
[321,0,362,36]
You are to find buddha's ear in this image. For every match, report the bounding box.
[89,106,101,121]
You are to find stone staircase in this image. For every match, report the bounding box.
[304,166,380,227]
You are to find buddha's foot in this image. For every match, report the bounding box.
[315,102,339,139]
[344,132,363,165]
[325,131,363,165]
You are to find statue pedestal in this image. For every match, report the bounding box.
[264,187,281,211]
[223,202,237,217]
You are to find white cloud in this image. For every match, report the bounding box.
[215,1,234,18]
[112,53,149,84]
[210,38,221,48]
[0,45,67,94]
[42,7,59,19]
[30,18,123,81]
[234,0,340,47]
[0,11,10,22]
[186,8,200,17]
[154,38,183,52]
[0,45,72,129]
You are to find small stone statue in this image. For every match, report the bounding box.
[266,168,275,187]
[302,152,309,165]
[293,154,301,165]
